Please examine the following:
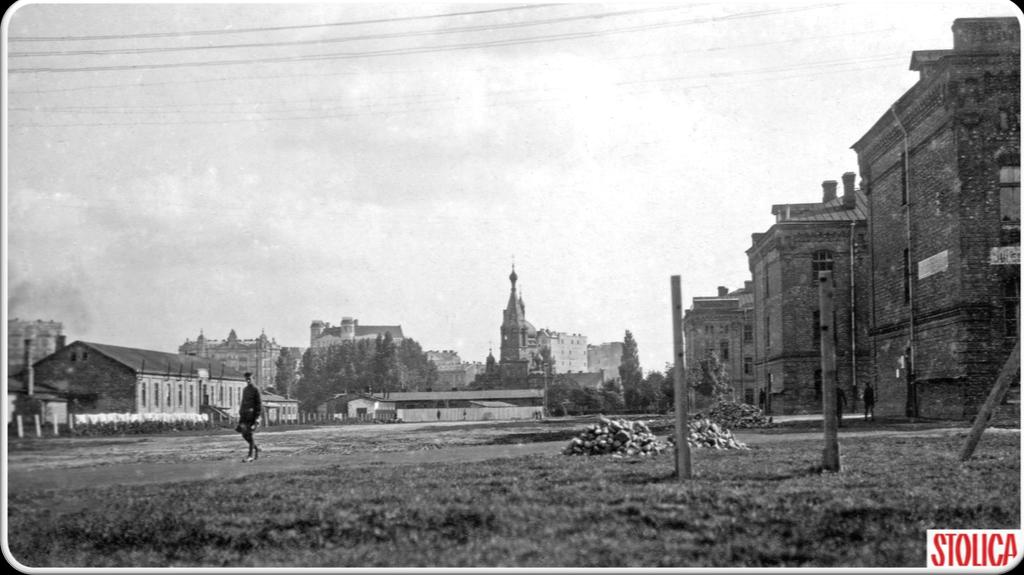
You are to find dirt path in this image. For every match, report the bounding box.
[10,423,1010,493]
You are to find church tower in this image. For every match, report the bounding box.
[499,266,535,381]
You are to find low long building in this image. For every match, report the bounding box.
[346,389,545,422]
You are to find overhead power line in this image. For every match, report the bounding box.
[8,52,909,128]
[7,4,561,41]
[10,6,689,58]
[8,4,839,75]
[8,24,897,96]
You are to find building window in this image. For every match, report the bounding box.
[82,351,89,361]
[900,150,908,205]
[70,352,77,361]
[743,323,753,343]
[189,385,195,408]
[743,356,752,375]
[903,248,911,304]
[704,324,714,335]
[720,340,730,361]
[166,385,172,408]
[178,384,184,406]
[813,310,821,350]
[1000,166,1020,222]
[812,250,834,275]
[765,316,772,350]
[1005,276,1020,338]
[764,273,770,299]
[141,384,147,408]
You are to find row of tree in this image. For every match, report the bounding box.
[288,333,438,411]
[549,329,733,415]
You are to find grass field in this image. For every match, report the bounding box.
[6,428,1019,568]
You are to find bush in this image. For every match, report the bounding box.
[70,413,213,436]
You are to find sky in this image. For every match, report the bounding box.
[3,0,1020,373]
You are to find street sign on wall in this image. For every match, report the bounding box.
[990,246,1021,265]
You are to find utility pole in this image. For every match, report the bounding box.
[671,275,692,479]
[819,271,841,472]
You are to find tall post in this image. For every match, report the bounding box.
[671,275,692,479]
[819,271,841,472]
[960,339,1021,462]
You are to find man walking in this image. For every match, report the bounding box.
[238,372,262,462]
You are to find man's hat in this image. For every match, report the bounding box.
[244,372,253,378]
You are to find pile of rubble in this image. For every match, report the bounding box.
[562,416,669,457]
[698,400,772,429]
[562,415,750,456]
[668,418,748,450]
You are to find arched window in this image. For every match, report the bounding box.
[812,250,834,274]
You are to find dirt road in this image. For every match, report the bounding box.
[9,420,1007,492]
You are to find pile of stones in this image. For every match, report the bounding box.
[668,418,748,450]
[562,416,669,457]
[698,400,772,429]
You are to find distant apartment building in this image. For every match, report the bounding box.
[852,17,1020,418]
[179,329,280,389]
[683,284,757,405]
[747,176,871,415]
[310,317,404,348]
[426,350,480,389]
[587,342,623,382]
[7,318,65,374]
[537,330,588,373]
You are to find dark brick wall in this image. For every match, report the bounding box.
[749,221,871,415]
[31,343,137,414]
[857,38,1019,419]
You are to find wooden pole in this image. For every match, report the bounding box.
[52,417,59,436]
[960,339,1021,462]
[819,271,841,472]
[671,275,692,479]
[34,414,42,438]
[17,416,24,439]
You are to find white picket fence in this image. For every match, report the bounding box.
[397,406,542,422]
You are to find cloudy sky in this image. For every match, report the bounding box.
[3,0,1018,372]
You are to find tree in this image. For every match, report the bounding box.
[689,350,732,405]
[274,348,299,398]
[619,330,644,410]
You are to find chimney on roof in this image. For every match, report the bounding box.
[842,172,857,209]
[23,338,34,396]
[56,334,67,349]
[717,286,728,297]
[822,180,838,203]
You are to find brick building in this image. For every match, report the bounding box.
[683,284,756,405]
[7,318,65,374]
[852,17,1020,418]
[29,341,246,418]
[747,176,871,415]
[179,329,280,389]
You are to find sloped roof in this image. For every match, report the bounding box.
[262,391,298,403]
[469,400,517,408]
[355,325,403,338]
[74,341,246,380]
[362,389,543,402]
[320,325,404,339]
[770,190,867,223]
